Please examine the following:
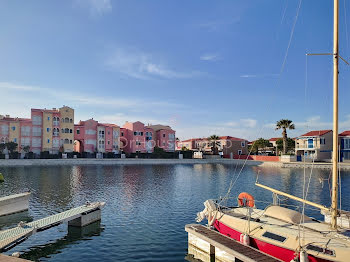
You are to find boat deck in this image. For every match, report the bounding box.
[0,202,105,252]
[185,224,282,262]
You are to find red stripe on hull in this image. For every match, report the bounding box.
[214,220,331,262]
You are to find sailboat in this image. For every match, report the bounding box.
[196,1,350,261]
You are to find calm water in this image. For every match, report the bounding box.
[0,164,349,261]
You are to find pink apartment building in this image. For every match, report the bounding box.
[120,122,176,154]
[0,106,74,154]
[148,124,176,152]
[74,119,120,153]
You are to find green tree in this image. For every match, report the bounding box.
[251,138,271,154]
[5,142,18,153]
[0,144,5,154]
[208,135,220,154]
[23,145,31,153]
[275,119,295,154]
[276,138,295,155]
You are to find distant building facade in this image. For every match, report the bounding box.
[74,119,120,153]
[148,124,176,152]
[339,131,350,161]
[177,136,248,156]
[0,106,74,154]
[295,130,333,161]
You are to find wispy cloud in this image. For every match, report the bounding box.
[200,54,220,61]
[0,81,185,113]
[240,74,279,78]
[105,47,202,79]
[0,82,45,92]
[198,17,240,32]
[74,0,112,17]
[223,118,257,128]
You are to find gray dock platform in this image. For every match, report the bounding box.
[0,202,105,252]
[185,224,282,262]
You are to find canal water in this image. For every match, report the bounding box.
[0,164,349,261]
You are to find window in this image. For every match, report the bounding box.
[21,126,31,136]
[140,132,143,136]
[21,137,30,147]
[47,116,50,121]
[61,128,65,133]
[108,141,110,145]
[13,138,17,142]
[108,131,110,135]
[163,134,165,138]
[134,131,137,136]
[65,117,69,123]
[53,139,59,148]
[70,129,73,133]
[32,138,41,147]
[47,139,50,143]
[70,140,72,144]
[136,141,141,145]
[85,129,96,135]
[262,232,286,242]
[32,127,42,136]
[65,128,69,133]
[308,139,314,148]
[1,125,8,135]
[86,139,96,145]
[306,244,335,256]
[121,132,124,136]
[77,129,80,134]
[241,142,245,147]
[32,116,42,125]
[70,119,73,123]
[320,138,326,144]
[12,126,16,131]
[64,139,69,144]
[163,142,165,146]
[238,150,242,155]
[47,128,50,132]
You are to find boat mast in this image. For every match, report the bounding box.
[331,0,339,230]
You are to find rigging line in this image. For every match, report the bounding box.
[276,0,303,86]
[344,0,349,58]
[304,55,308,108]
[222,0,303,202]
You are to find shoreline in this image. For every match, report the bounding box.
[0,158,350,170]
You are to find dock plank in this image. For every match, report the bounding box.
[185,224,282,262]
[0,202,105,252]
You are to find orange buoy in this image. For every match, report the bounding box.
[237,192,255,207]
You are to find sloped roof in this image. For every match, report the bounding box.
[269,137,282,142]
[300,130,332,137]
[218,136,246,141]
[339,131,350,137]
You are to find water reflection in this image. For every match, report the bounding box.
[20,221,103,262]
[0,164,349,261]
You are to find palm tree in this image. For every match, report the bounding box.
[208,135,220,155]
[275,119,295,154]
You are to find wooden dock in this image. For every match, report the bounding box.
[0,202,105,253]
[0,193,30,217]
[185,224,282,262]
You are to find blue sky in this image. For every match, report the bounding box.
[1,0,350,140]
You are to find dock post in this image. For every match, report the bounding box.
[68,209,101,227]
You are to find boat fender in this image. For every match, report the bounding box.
[239,233,250,246]
[196,200,216,223]
[0,173,4,182]
[299,250,309,262]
